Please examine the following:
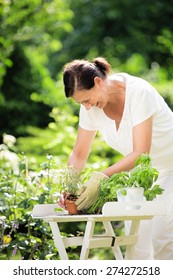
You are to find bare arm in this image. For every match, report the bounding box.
[102,116,153,177]
[68,127,96,173]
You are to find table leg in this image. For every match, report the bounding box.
[124,220,140,260]
[80,220,95,260]
[49,221,69,260]
[103,221,123,260]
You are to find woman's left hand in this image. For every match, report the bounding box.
[57,192,68,210]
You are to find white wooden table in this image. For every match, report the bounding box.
[32,201,166,260]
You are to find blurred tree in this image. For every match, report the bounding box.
[0,0,73,136]
[54,0,173,77]
[0,44,53,136]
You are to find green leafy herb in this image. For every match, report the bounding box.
[86,153,164,214]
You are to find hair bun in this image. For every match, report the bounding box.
[92,57,111,75]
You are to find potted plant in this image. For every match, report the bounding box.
[125,153,163,201]
[53,166,81,215]
[86,153,164,214]
[52,167,92,214]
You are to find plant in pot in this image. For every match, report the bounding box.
[125,153,164,202]
[54,166,81,215]
[53,167,92,215]
[86,153,164,214]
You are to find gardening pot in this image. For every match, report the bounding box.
[65,197,79,215]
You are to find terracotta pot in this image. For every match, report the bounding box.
[65,197,79,215]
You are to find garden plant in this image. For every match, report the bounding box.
[87,154,164,214]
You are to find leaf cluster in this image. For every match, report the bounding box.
[87,154,164,214]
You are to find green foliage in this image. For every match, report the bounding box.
[0,0,73,82]
[0,0,73,137]
[87,154,164,214]
[129,154,157,189]
[58,0,173,76]
[16,106,79,166]
[0,45,54,136]
[0,137,80,259]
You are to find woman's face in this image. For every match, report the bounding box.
[72,77,108,110]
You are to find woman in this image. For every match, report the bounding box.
[63,57,173,259]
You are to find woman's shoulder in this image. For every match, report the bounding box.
[110,72,148,87]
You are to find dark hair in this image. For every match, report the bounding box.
[63,57,111,98]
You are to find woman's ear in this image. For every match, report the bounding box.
[94,76,104,87]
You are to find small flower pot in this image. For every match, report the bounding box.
[64,195,79,215]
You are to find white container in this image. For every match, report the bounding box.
[117,187,144,209]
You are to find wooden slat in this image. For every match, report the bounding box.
[63,236,84,247]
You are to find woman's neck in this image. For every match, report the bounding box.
[107,76,126,104]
